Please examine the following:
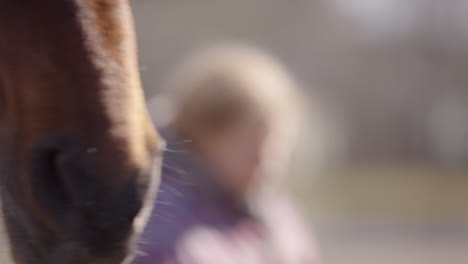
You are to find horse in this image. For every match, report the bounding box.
[0,1,162,264]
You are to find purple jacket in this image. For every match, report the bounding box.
[132,132,252,264]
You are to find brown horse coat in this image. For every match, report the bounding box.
[0,1,161,263]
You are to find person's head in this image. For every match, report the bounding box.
[166,43,302,197]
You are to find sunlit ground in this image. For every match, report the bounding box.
[289,163,468,264]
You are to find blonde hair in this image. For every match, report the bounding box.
[165,43,303,183]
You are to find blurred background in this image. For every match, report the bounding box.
[131,1,468,263]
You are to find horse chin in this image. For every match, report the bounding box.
[47,242,128,264]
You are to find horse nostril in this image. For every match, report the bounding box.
[28,134,153,261]
[41,149,71,205]
[30,136,82,222]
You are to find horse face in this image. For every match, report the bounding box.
[0,1,161,263]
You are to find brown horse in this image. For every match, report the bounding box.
[0,1,162,264]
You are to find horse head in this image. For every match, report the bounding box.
[0,1,161,263]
